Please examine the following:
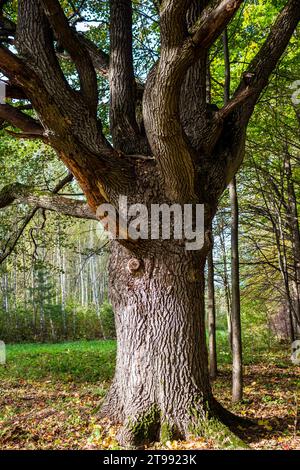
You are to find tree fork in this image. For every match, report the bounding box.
[0,0,299,448]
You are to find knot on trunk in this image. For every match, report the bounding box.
[127,258,142,274]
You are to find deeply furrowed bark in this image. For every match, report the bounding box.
[100,238,247,447]
[101,240,210,445]
[0,0,299,450]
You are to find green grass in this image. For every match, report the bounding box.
[0,330,286,385]
[0,338,295,450]
[215,328,285,366]
[0,340,117,383]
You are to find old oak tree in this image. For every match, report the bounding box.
[0,0,299,446]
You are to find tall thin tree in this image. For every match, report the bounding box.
[223,28,243,402]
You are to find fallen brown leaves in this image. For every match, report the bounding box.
[0,352,299,450]
[212,360,300,450]
[0,380,109,449]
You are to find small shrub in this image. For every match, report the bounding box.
[100,300,116,339]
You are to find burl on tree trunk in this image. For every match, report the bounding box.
[0,0,299,449]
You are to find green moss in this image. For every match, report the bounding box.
[192,416,248,450]
[160,421,174,444]
[189,403,248,450]
[128,405,161,444]
[200,418,249,449]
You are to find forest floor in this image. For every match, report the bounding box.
[0,340,299,450]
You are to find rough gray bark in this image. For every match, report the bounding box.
[0,0,299,446]
[102,241,212,445]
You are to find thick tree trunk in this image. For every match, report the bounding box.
[3,0,296,450]
[101,240,220,446]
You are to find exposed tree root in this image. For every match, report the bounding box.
[210,397,255,429]
[100,395,253,449]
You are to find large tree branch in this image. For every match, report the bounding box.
[0,44,28,80]
[189,0,244,50]
[1,1,143,155]
[144,0,243,201]
[0,45,134,206]
[40,0,98,113]
[109,0,146,154]
[0,103,45,136]
[60,33,145,101]
[180,1,211,151]
[15,0,101,134]
[0,7,110,79]
[76,33,109,77]
[0,182,96,220]
[15,1,83,114]
[159,0,192,47]
[11,1,134,203]
[0,172,74,265]
[230,0,300,125]
[22,194,96,219]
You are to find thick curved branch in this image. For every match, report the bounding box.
[76,33,109,77]
[180,1,210,151]
[189,0,243,50]
[10,1,134,202]
[15,1,85,120]
[1,1,143,157]
[0,44,28,79]
[15,0,99,125]
[159,0,191,47]
[4,130,44,140]
[216,87,254,120]
[22,194,96,220]
[144,0,243,201]
[40,0,98,113]
[0,43,134,204]
[0,7,109,80]
[0,182,96,220]
[0,103,44,136]
[0,172,74,265]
